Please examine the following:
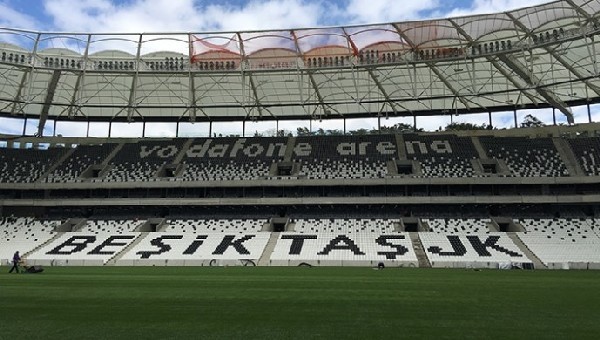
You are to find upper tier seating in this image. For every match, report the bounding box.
[517,218,600,266]
[180,137,287,181]
[567,137,600,176]
[293,135,397,179]
[423,218,491,234]
[404,134,478,178]
[163,219,267,233]
[103,139,188,182]
[0,147,67,183]
[480,136,568,177]
[45,144,117,183]
[292,219,397,233]
[0,218,59,263]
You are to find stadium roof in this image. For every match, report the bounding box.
[1,0,600,135]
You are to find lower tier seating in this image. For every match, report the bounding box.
[269,232,418,266]
[423,218,491,234]
[4,217,600,269]
[292,219,397,233]
[164,219,267,233]
[517,218,600,268]
[0,218,59,264]
[27,232,141,266]
[419,233,529,268]
[78,219,145,234]
[117,232,271,266]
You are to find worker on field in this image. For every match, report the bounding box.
[8,251,21,273]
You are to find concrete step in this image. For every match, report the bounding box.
[507,232,547,269]
[257,232,280,266]
[409,232,431,268]
[105,232,148,266]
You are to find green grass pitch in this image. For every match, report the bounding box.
[1,267,599,339]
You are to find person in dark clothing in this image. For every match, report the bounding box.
[9,251,21,273]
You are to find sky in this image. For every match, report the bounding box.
[1,0,597,138]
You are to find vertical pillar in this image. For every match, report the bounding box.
[108,121,112,138]
[413,115,417,132]
[588,103,592,123]
[176,121,179,138]
[142,121,146,137]
[488,111,492,128]
[86,121,90,137]
[209,121,212,137]
[552,108,557,126]
[22,117,27,136]
[514,109,518,128]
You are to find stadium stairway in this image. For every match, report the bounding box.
[23,232,64,259]
[410,233,431,268]
[284,137,296,162]
[471,137,489,160]
[35,148,75,183]
[506,232,547,269]
[258,232,280,266]
[552,138,584,176]
[101,143,124,166]
[395,134,407,160]
[172,138,195,164]
[106,232,147,266]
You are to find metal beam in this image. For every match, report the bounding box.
[503,12,578,123]
[38,69,62,136]
[188,71,197,122]
[448,19,540,106]
[393,23,473,111]
[126,34,143,121]
[504,12,600,98]
[366,68,402,115]
[10,71,30,115]
[247,74,264,119]
[12,33,41,118]
[565,0,596,23]
[307,71,328,118]
[499,54,574,123]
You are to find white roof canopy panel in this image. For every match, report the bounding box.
[0,0,599,126]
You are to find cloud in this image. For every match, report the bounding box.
[445,0,550,17]
[342,0,441,24]
[41,0,327,33]
[0,2,37,29]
